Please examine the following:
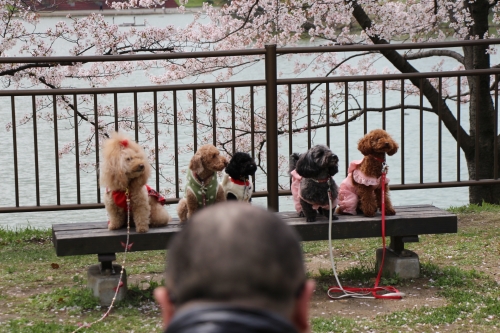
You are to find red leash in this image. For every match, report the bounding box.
[327,162,402,300]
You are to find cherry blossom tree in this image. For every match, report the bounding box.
[0,0,249,196]
[2,0,500,203]
[180,0,500,204]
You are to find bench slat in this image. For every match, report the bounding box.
[52,222,109,232]
[52,205,457,257]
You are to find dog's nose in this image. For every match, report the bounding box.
[138,164,144,170]
[384,142,390,148]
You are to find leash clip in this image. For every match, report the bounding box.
[381,162,388,174]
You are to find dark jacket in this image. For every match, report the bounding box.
[164,304,299,333]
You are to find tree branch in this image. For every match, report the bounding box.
[348,0,474,155]
[36,76,102,132]
[209,0,261,44]
[213,104,436,137]
[404,50,465,64]
[0,47,174,77]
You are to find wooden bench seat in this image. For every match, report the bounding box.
[52,205,457,270]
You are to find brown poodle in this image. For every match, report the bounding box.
[177,144,228,222]
[100,132,172,233]
[337,129,399,217]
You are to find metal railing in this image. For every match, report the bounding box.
[0,39,499,216]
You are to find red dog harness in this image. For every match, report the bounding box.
[107,185,166,210]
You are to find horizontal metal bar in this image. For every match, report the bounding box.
[278,38,498,54]
[0,49,266,64]
[278,68,500,85]
[4,67,499,97]
[0,203,105,213]
[0,38,497,63]
[0,80,267,97]
[389,179,500,190]
[2,177,499,213]
[276,179,500,196]
[0,199,179,213]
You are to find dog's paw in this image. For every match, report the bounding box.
[385,208,396,216]
[299,211,305,218]
[135,225,149,233]
[318,207,336,219]
[107,221,123,230]
[306,217,317,222]
[363,211,376,217]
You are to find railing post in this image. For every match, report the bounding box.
[265,44,279,211]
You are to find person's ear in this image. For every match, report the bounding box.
[154,286,176,328]
[291,279,315,333]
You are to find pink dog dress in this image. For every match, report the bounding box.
[290,169,338,214]
[338,159,389,215]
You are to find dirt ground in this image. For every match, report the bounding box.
[306,256,447,320]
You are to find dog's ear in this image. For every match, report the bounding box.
[295,152,320,178]
[246,159,257,177]
[357,135,374,156]
[387,140,399,156]
[328,154,339,176]
[289,153,300,174]
[100,141,129,189]
[134,146,152,186]
[224,157,238,179]
[189,152,205,175]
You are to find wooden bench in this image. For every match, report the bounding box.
[52,205,457,272]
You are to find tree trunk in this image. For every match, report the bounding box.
[350,0,500,204]
[463,0,500,204]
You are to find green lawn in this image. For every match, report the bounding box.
[0,203,499,332]
[174,0,225,8]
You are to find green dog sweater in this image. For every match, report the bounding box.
[184,169,218,206]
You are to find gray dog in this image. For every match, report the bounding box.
[290,145,339,222]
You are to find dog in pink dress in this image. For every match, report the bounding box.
[337,129,399,217]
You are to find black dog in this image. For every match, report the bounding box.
[221,152,257,201]
[290,145,339,222]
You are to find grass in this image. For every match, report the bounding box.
[0,226,52,244]
[378,263,500,329]
[174,0,226,8]
[1,204,500,332]
[0,226,166,333]
[448,201,500,214]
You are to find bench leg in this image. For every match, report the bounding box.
[389,236,405,254]
[98,253,117,274]
[87,253,128,306]
[377,236,421,279]
[388,236,419,255]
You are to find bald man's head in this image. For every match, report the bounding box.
[165,202,306,315]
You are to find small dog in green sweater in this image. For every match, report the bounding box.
[177,144,228,222]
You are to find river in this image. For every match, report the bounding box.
[0,12,483,229]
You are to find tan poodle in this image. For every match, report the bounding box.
[337,129,399,217]
[100,132,172,233]
[177,144,228,222]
